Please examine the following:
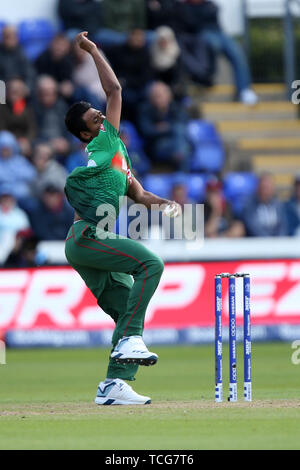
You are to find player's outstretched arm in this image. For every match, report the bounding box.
[76,31,122,131]
[127,177,181,217]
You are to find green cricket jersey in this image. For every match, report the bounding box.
[65,119,133,227]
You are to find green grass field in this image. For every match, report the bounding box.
[0,343,299,449]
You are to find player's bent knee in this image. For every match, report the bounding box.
[147,256,164,277]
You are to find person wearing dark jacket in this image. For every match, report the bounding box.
[173,0,258,104]
[33,76,68,141]
[28,184,74,241]
[0,25,35,89]
[106,29,153,120]
[35,34,73,84]
[138,81,190,170]
[4,232,47,268]
[33,76,70,158]
[58,0,102,38]
[0,78,36,157]
[285,175,300,236]
[146,0,175,30]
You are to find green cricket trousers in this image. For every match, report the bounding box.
[65,220,164,381]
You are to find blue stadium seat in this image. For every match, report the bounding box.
[0,21,6,40]
[188,120,219,142]
[142,172,208,203]
[190,144,225,173]
[185,174,207,202]
[18,19,55,60]
[120,121,143,150]
[142,174,173,199]
[187,120,225,173]
[223,172,258,215]
[120,121,150,176]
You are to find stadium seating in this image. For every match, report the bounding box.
[223,172,258,215]
[142,174,174,199]
[0,21,6,40]
[186,174,207,202]
[120,121,151,176]
[143,173,208,202]
[120,121,143,150]
[187,120,225,173]
[18,19,56,60]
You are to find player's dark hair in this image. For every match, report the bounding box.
[65,101,92,142]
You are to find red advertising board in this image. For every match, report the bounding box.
[1,260,300,332]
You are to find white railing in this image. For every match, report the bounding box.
[36,237,300,264]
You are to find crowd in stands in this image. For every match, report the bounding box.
[0,0,300,267]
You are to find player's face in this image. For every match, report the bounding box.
[81,108,106,141]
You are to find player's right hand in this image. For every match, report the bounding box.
[76,32,97,54]
[162,201,182,218]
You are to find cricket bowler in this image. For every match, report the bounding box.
[64,32,180,405]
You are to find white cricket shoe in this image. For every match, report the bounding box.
[110,335,158,366]
[95,379,151,405]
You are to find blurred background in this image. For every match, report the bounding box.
[1,0,300,348]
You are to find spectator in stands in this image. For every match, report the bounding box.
[204,178,245,238]
[4,231,47,268]
[33,76,70,157]
[31,143,68,197]
[0,131,36,200]
[0,188,30,247]
[138,81,190,170]
[35,34,73,86]
[0,78,36,157]
[65,137,89,173]
[173,0,258,104]
[285,175,300,236]
[150,26,183,96]
[28,183,74,241]
[58,0,103,39]
[146,0,175,30]
[107,29,153,120]
[242,173,288,237]
[72,41,106,109]
[35,35,99,109]
[166,179,196,240]
[0,25,35,88]
[97,0,147,46]
[120,121,151,177]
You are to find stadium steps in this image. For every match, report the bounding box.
[189,83,287,103]
[217,120,300,138]
[237,137,300,151]
[231,137,300,178]
[252,154,300,171]
[194,77,300,192]
[201,102,296,121]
